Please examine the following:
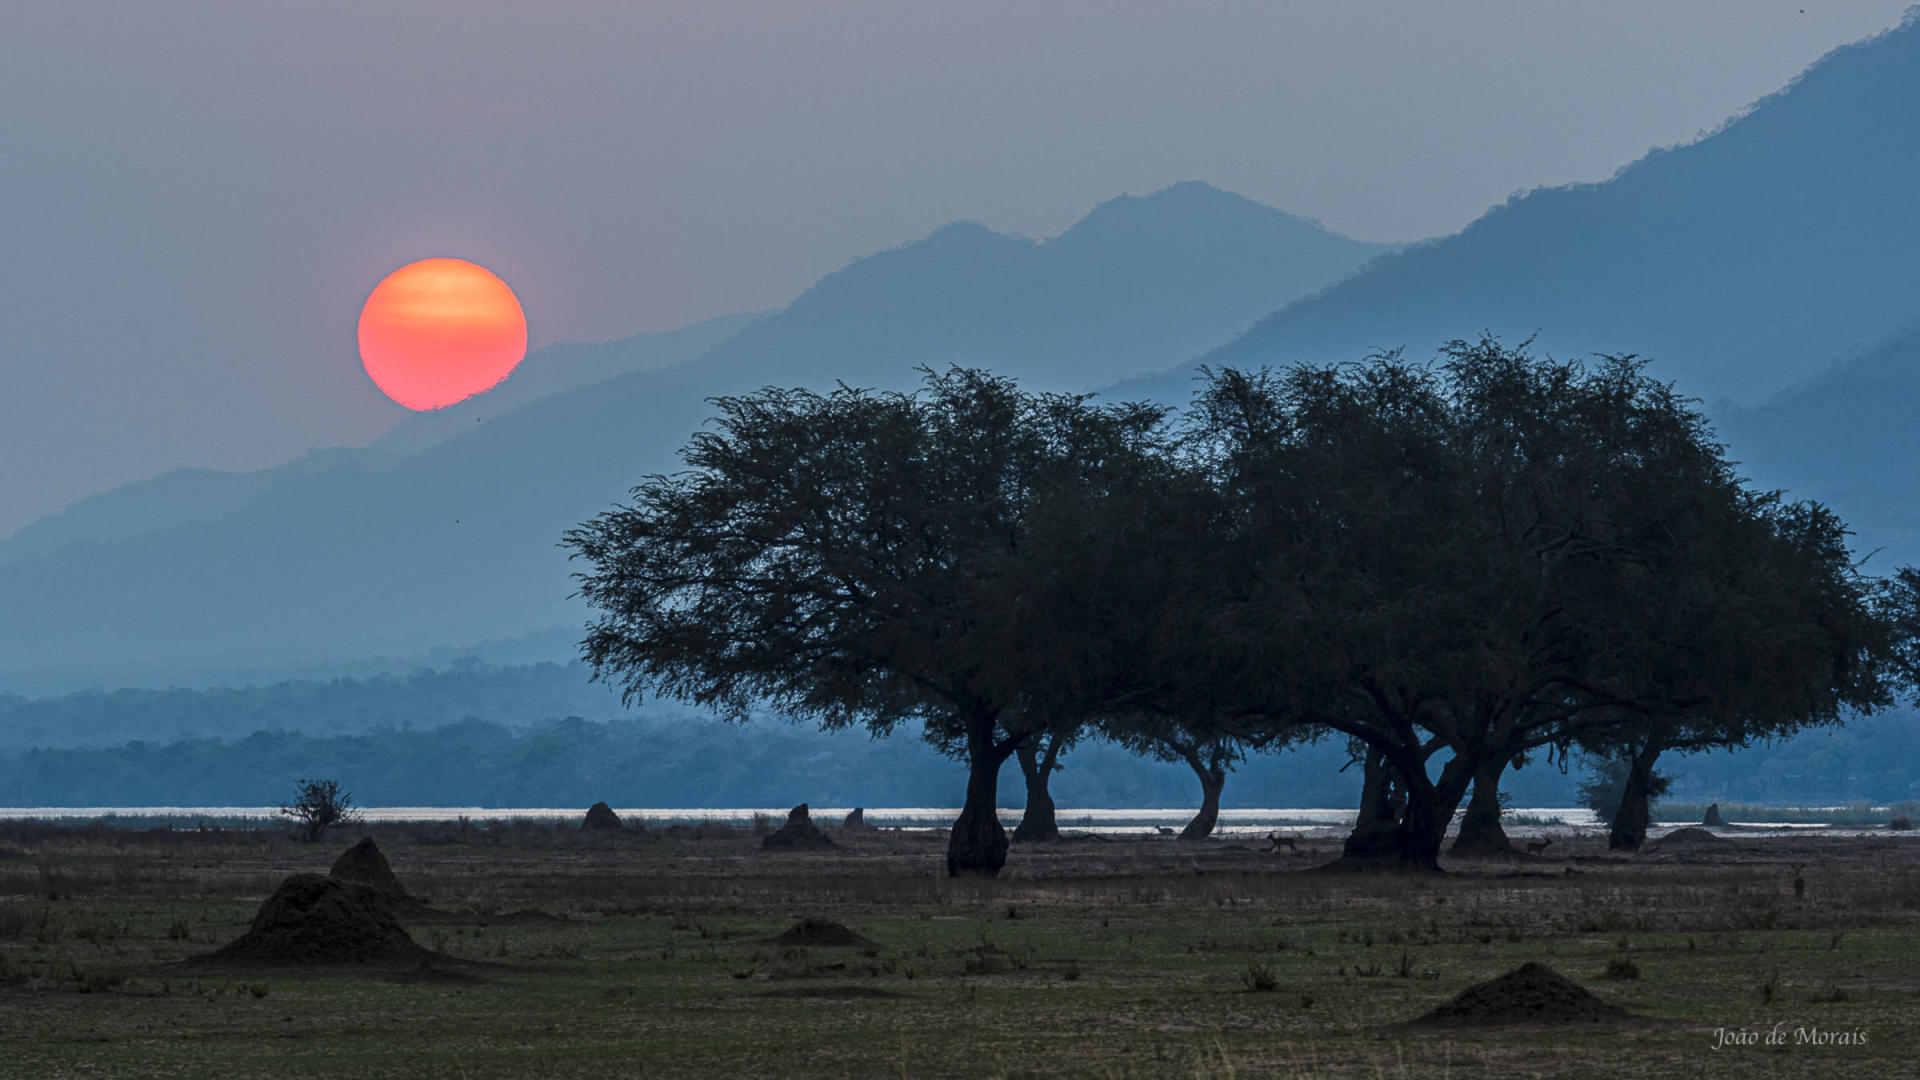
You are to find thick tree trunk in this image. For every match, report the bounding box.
[1393,780,1455,871]
[1178,751,1227,841]
[1338,749,1465,872]
[1341,750,1408,861]
[948,719,1012,877]
[1012,734,1062,843]
[1609,739,1664,852]
[1449,757,1512,858]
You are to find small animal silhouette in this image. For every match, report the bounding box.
[1267,831,1297,853]
[1524,836,1554,856]
[1790,863,1806,901]
[1155,826,1176,836]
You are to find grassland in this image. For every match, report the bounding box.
[0,819,1915,1078]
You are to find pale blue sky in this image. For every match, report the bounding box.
[1,1,1912,536]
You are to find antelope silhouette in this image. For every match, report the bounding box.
[1524,836,1554,856]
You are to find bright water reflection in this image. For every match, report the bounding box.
[0,805,1611,836]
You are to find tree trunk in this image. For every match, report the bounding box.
[1341,749,1408,862]
[948,718,1012,877]
[1449,757,1512,858]
[1012,734,1062,844]
[1608,738,1664,852]
[1338,749,1465,872]
[1178,750,1227,841]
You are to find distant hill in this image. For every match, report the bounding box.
[0,184,1386,684]
[0,313,759,564]
[2,659,1909,808]
[1121,17,1920,414]
[365,312,765,456]
[694,181,1392,394]
[1715,320,1920,563]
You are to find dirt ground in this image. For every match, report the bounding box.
[0,818,1915,1077]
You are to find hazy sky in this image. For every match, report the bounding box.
[3,1,1913,538]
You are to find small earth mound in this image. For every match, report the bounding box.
[1407,962,1632,1027]
[190,873,433,967]
[1702,803,1728,827]
[762,804,836,851]
[329,837,411,901]
[582,801,623,831]
[1644,826,1736,854]
[765,917,877,948]
[842,807,871,832]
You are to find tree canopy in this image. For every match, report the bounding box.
[1165,339,1897,866]
[566,367,1168,875]
[568,343,1909,874]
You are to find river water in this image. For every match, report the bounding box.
[0,805,1624,837]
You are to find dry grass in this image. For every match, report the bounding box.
[0,820,1914,1077]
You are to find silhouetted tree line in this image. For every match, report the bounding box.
[0,716,1364,809]
[0,661,626,753]
[1,708,1910,811]
[568,342,1917,877]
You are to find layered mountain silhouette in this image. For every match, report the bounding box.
[1717,321,1920,564]
[0,184,1387,684]
[16,11,1920,687]
[0,313,759,565]
[1121,17,1920,415]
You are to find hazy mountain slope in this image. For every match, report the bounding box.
[0,313,760,564]
[1715,322,1920,565]
[0,184,1383,681]
[367,311,764,455]
[679,181,1391,394]
[1121,17,1920,412]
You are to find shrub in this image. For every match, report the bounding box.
[1242,962,1279,993]
[278,779,360,843]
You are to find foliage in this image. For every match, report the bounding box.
[1577,753,1670,820]
[1161,338,1899,867]
[557,344,1911,868]
[565,367,1171,875]
[277,778,358,842]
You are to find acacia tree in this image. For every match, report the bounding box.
[565,367,1167,877]
[1011,724,1075,843]
[982,410,1288,842]
[1099,723,1254,840]
[279,778,359,843]
[1189,339,1897,870]
[920,708,1078,844]
[1581,496,1895,850]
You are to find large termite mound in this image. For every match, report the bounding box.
[1642,827,1736,855]
[329,837,411,900]
[583,801,623,830]
[762,804,837,851]
[192,874,432,967]
[1407,962,1632,1028]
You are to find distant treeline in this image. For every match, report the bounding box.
[0,716,1360,810]
[0,661,628,753]
[0,704,1910,810]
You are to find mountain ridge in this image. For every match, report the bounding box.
[0,183,1385,684]
[1120,16,1920,413]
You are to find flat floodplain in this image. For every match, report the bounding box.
[0,821,1915,1078]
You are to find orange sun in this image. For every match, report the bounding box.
[358,257,528,410]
